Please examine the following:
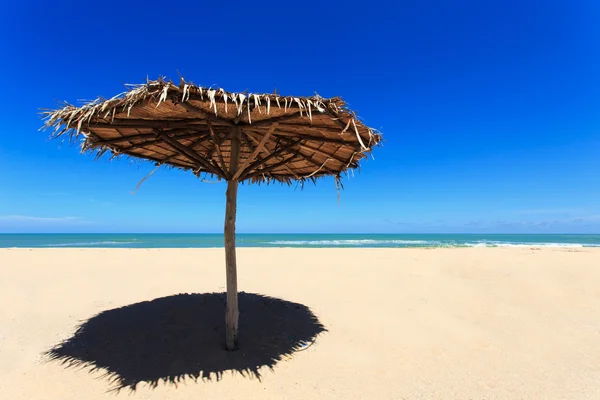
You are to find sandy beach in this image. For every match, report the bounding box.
[1,247,600,399]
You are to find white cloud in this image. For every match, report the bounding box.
[0,215,85,223]
[43,192,69,197]
[89,199,112,207]
[569,215,600,223]
[478,215,600,233]
[513,208,584,215]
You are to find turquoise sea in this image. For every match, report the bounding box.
[1,234,599,248]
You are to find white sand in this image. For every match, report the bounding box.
[1,248,600,399]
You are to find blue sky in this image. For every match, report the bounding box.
[1,0,599,233]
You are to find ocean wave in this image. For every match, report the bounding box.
[268,239,432,246]
[267,239,600,248]
[463,241,599,248]
[42,241,139,247]
[468,243,592,248]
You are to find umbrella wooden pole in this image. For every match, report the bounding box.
[224,179,238,350]
[224,127,240,350]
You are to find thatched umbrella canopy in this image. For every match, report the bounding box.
[42,78,382,350]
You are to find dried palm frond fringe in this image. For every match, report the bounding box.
[41,77,382,187]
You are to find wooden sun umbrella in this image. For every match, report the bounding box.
[42,78,382,350]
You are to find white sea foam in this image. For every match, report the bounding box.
[267,239,599,248]
[269,239,433,246]
[468,243,489,248]
[464,242,597,248]
[42,241,139,247]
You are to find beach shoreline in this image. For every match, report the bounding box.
[2,233,600,249]
[2,247,600,399]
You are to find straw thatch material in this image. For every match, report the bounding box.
[42,78,381,185]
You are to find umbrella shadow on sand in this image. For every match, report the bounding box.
[46,292,326,391]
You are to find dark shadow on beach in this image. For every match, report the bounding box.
[46,292,326,391]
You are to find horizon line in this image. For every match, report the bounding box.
[1,232,599,235]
